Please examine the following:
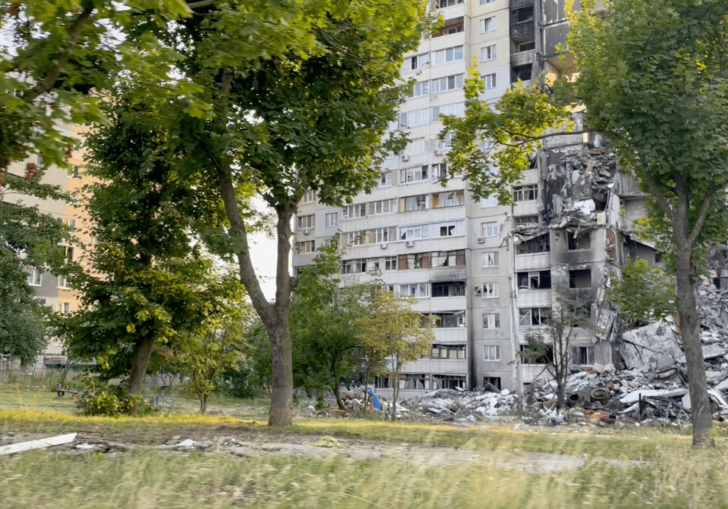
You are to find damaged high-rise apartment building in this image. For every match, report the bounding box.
[292,0,651,397]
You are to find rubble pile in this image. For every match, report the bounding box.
[395,388,519,422]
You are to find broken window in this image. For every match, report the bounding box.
[400,374,428,390]
[569,269,592,289]
[399,283,429,298]
[483,312,501,329]
[341,259,366,274]
[426,311,466,328]
[567,231,591,250]
[433,221,463,238]
[516,234,550,254]
[513,185,537,202]
[570,346,595,366]
[432,345,466,359]
[483,377,501,390]
[431,250,465,268]
[432,281,465,297]
[483,251,499,267]
[401,194,428,212]
[482,282,499,299]
[483,345,501,361]
[366,258,380,272]
[516,270,551,290]
[432,375,466,390]
[374,377,391,388]
[519,308,551,327]
[514,215,539,225]
[399,224,429,241]
[520,344,553,364]
[431,190,464,208]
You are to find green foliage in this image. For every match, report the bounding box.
[75,381,147,417]
[221,357,262,400]
[441,65,571,203]
[609,259,676,324]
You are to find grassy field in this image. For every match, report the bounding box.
[2,383,728,508]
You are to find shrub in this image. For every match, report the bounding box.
[75,381,147,417]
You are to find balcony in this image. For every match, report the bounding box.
[433,327,467,343]
[517,289,552,308]
[510,21,535,41]
[511,50,536,67]
[400,358,468,375]
[510,0,534,9]
[515,252,551,271]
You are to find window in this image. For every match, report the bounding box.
[567,231,591,250]
[431,163,448,181]
[401,195,428,212]
[325,212,338,227]
[64,218,76,231]
[399,108,431,128]
[516,234,550,254]
[431,250,465,268]
[480,16,496,33]
[480,0,495,4]
[441,23,464,36]
[480,44,497,62]
[432,345,466,359]
[297,214,314,230]
[434,221,463,237]
[58,275,70,289]
[483,252,499,267]
[482,221,498,237]
[571,346,595,366]
[60,302,71,315]
[346,231,369,246]
[482,138,495,152]
[484,376,502,390]
[483,73,497,90]
[408,81,430,98]
[428,312,466,328]
[366,258,380,272]
[368,199,397,215]
[518,41,536,52]
[513,185,537,202]
[406,137,430,155]
[68,166,81,179]
[296,240,316,254]
[399,252,430,270]
[483,345,501,361]
[342,203,366,219]
[301,189,316,203]
[433,103,464,119]
[342,259,367,274]
[436,0,463,7]
[517,270,551,290]
[515,215,539,225]
[432,74,464,93]
[379,172,392,187]
[399,283,429,298]
[432,281,465,298]
[519,308,552,327]
[373,227,396,243]
[64,246,74,261]
[402,53,430,72]
[569,269,592,289]
[480,195,498,208]
[513,6,534,22]
[433,46,464,65]
[483,313,501,329]
[384,256,398,271]
[483,282,499,298]
[401,166,428,183]
[27,269,42,287]
[399,224,429,241]
[431,191,464,208]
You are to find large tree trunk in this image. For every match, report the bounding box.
[675,247,712,446]
[217,170,295,427]
[127,336,155,414]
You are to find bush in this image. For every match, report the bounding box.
[221,358,262,399]
[75,381,148,417]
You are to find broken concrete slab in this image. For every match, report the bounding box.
[619,389,687,405]
[0,433,77,455]
[620,322,683,373]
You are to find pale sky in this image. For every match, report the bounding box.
[247,230,278,301]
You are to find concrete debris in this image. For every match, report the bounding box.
[0,433,77,455]
[619,322,684,373]
[396,389,519,422]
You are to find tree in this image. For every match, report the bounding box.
[291,244,370,410]
[522,288,589,410]
[609,259,676,325]
[58,97,246,412]
[163,1,431,426]
[175,308,251,414]
[567,0,728,447]
[358,289,434,422]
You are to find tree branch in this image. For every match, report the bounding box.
[688,187,718,248]
[24,7,94,102]
[187,0,220,8]
[642,170,674,222]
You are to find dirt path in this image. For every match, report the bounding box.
[1,429,637,474]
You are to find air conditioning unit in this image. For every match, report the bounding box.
[303,228,310,235]
[405,240,415,248]
[401,154,409,162]
[477,237,486,244]
[380,243,388,249]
